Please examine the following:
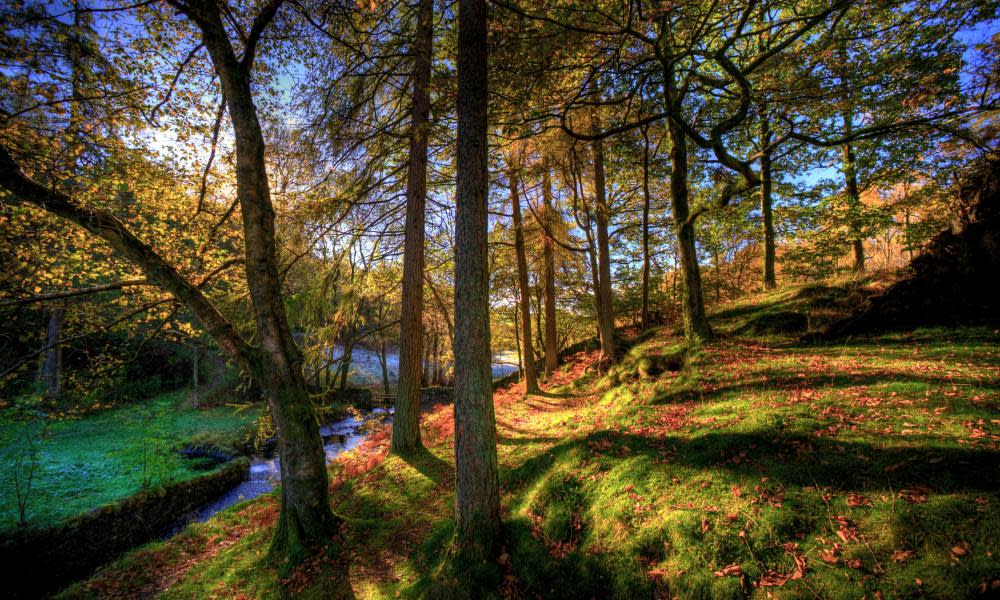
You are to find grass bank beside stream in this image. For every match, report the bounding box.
[1,391,260,532]
[62,283,1000,599]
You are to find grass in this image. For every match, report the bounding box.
[59,282,1000,599]
[0,390,260,532]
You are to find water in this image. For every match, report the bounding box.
[166,351,519,537]
[166,409,391,535]
[329,344,520,388]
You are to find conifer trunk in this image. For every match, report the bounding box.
[540,157,559,376]
[392,0,433,453]
[509,166,539,393]
[453,0,502,562]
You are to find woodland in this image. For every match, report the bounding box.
[0,0,999,598]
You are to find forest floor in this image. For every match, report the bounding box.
[60,283,1000,599]
[0,391,258,532]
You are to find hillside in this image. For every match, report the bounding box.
[61,284,1000,599]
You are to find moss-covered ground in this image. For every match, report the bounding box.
[0,391,259,532]
[59,284,1000,599]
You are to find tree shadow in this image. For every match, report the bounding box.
[399,444,455,488]
[650,369,993,406]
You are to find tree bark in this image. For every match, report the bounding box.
[759,115,777,289]
[591,120,617,361]
[392,0,433,454]
[540,156,559,376]
[509,166,540,393]
[640,127,652,328]
[842,138,866,273]
[453,0,502,562]
[668,122,714,341]
[42,308,64,398]
[169,0,337,560]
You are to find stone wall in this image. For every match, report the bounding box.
[4,458,249,599]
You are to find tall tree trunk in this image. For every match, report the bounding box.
[640,127,652,329]
[392,0,433,454]
[759,115,777,290]
[668,122,713,341]
[42,307,64,398]
[591,121,617,361]
[513,306,523,378]
[540,156,559,376]
[453,0,502,562]
[192,2,337,559]
[509,166,540,393]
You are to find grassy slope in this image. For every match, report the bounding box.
[62,284,1000,599]
[0,391,259,532]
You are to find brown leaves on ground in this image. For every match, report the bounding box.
[899,483,933,504]
[713,563,743,577]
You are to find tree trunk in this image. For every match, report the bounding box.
[42,307,64,398]
[640,127,652,328]
[192,345,200,408]
[453,0,502,562]
[194,3,337,559]
[513,306,523,378]
[392,0,433,454]
[338,331,354,392]
[379,338,390,395]
[759,115,777,290]
[541,156,559,376]
[591,121,617,361]
[509,166,540,393]
[668,122,713,341]
[842,139,866,273]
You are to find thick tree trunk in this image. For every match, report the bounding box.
[668,123,713,341]
[592,125,617,361]
[640,128,652,329]
[540,157,559,376]
[42,307,64,398]
[509,166,540,393]
[759,117,777,290]
[453,0,502,562]
[392,0,433,454]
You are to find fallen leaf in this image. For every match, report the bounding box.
[713,563,742,577]
[891,549,914,563]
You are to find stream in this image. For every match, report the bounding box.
[166,348,519,537]
[166,408,391,536]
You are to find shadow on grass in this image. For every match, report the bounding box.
[399,444,454,488]
[494,426,1000,598]
[507,427,1000,497]
[650,369,993,406]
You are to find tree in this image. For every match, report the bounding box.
[0,0,337,563]
[507,151,540,393]
[392,0,434,454]
[453,0,502,562]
